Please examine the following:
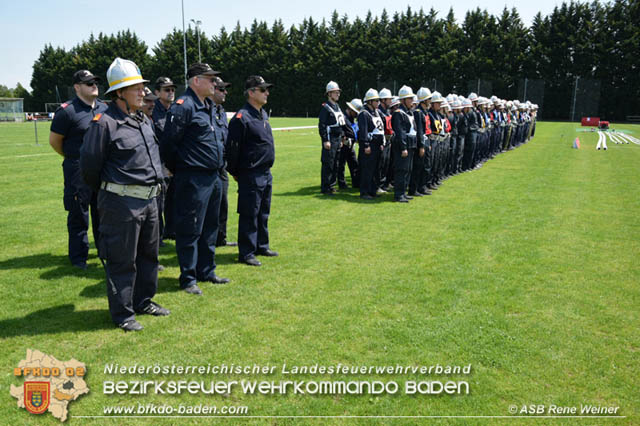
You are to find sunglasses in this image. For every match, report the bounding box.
[83,81,97,87]
[252,87,268,93]
[162,87,175,92]
[215,86,227,92]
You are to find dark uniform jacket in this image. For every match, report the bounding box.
[448,113,458,137]
[391,105,417,150]
[80,103,162,191]
[151,99,169,139]
[51,97,108,159]
[413,107,427,148]
[357,106,385,149]
[226,102,276,176]
[161,87,224,172]
[457,111,469,135]
[318,101,345,142]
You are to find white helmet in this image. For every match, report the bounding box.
[378,88,392,99]
[105,57,148,95]
[398,85,414,99]
[363,88,380,102]
[346,98,363,113]
[468,92,478,101]
[442,101,450,110]
[390,96,400,108]
[326,81,340,93]
[431,92,444,103]
[417,87,432,102]
[452,100,462,110]
[446,94,454,104]
[412,94,418,104]
[462,98,472,108]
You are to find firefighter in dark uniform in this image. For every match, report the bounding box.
[318,81,345,195]
[391,86,417,202]
[427,92,445,189]
[49,69,108,270]
[463,96,477,171]
[151,77,176,242]
[415,88,433,194]
[339,98,362,189]
[357,89,385,200]
[454,99,467,173]
[409,93,427,196]
[226,75,278,267]
[161,63,229,296]
[80,58,169,332]
[377,88,393,193]
[210,76,237,247]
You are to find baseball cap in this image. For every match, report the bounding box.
[143,87,158,101]
[73,70,100,84]
[187,63,221,79]
[155,76,176,89]
[245,75,274,90]
[213,76,231,88]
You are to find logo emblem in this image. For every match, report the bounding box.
[24,382,50,414]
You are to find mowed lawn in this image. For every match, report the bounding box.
[0,119,638,425]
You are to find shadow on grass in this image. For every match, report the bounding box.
[0,253,107,280]
[0,304,112,337]
[276,185,388,203]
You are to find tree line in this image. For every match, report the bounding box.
[17,0,640,120]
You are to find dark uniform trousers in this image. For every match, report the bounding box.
[98,190,158,325]
[421,140,434,191]
[217,168,230,245]
[338,143,359,188]
[409,146,424,194]
[162,177,176,239]
[238,170,272,260]
[456,135,465,172]
[358,140,382,197]
[63,158,100,264]
[321,135,341,193]
[174,169,222,288]
[393,144,414,199]
[378,141,391,189]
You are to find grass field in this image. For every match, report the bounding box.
[0,119,638,425]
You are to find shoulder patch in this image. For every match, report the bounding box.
[176,99,184,105]
[92,113,102,122]
[61,103,68,109]
[236,112,242,119]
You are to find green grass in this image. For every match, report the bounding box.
[0,120,638,425]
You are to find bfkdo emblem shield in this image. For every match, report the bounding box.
[24,381,50,414]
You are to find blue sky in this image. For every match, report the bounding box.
[1,0,566,91]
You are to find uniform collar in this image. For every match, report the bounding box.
[74,96,94,110]
[109,102,144,126]
[244,102,264,119]
[154,98,168,112]
[186,87,213,111]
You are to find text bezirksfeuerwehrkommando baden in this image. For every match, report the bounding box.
[102,363,472,396]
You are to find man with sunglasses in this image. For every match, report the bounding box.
[210,76,237,248]
[49,70,108,270]
[153,77,177,242]
[161,63,229,295]
[226,76,278,267]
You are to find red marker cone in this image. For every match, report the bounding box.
[573,137,581,149]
